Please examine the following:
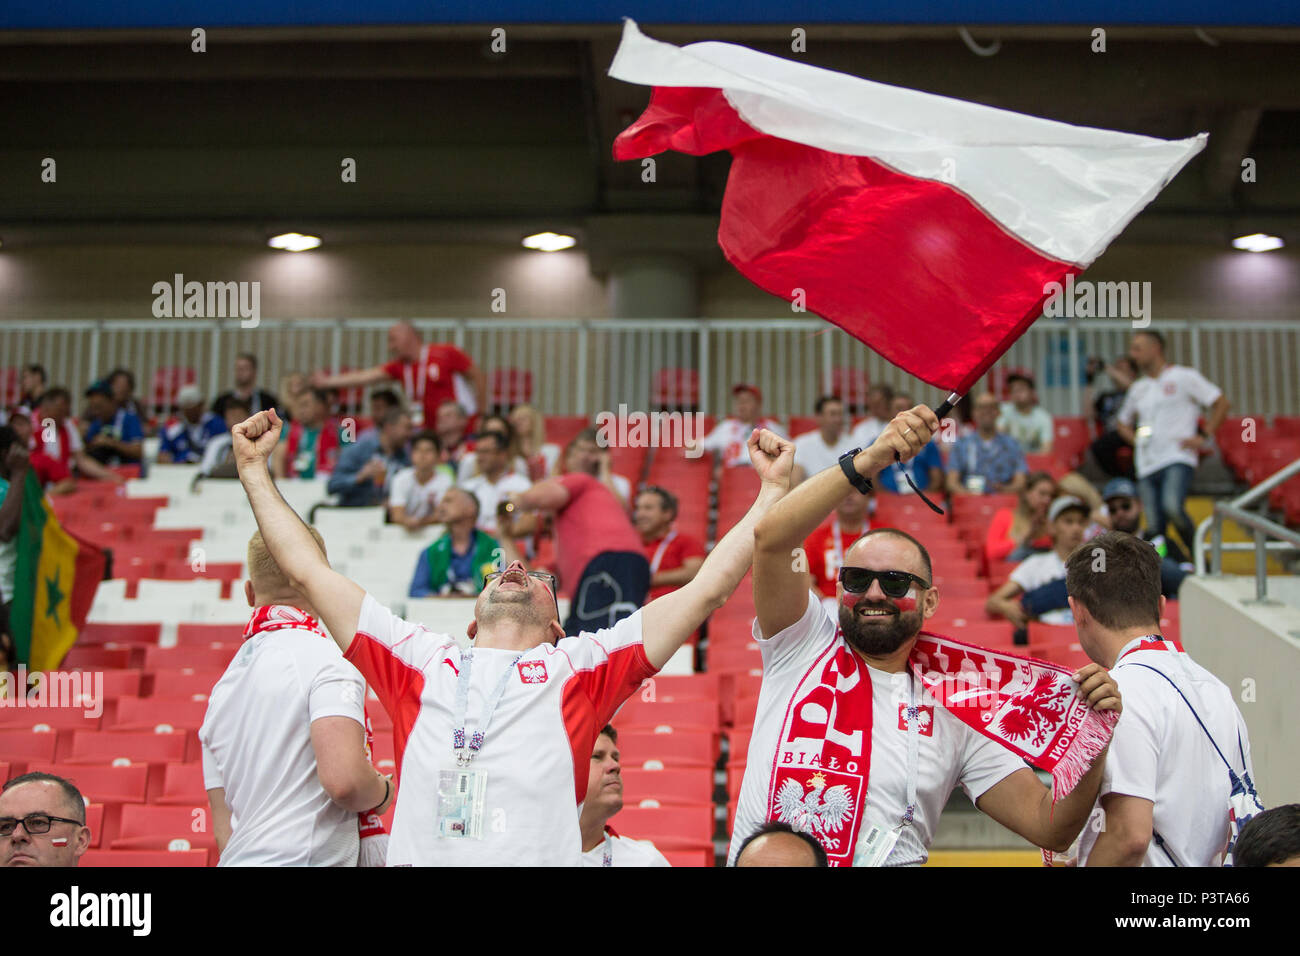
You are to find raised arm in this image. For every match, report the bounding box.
[312,366,390,391]
[753,407,939,639]
[639,430,794,669]
[233,409,366,652]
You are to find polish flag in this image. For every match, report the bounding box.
[609,20,1206,394]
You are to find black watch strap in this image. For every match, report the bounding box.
[838,448,873,495]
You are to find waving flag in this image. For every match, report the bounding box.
[609,20,1206,394]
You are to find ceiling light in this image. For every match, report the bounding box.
[522,231,576,252]
[268,232,322,252]
[1232,233,1284,253]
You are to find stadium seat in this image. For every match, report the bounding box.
[156,763,208,805]
[0,707,102,734]
[85,803,105,847]
[176,622,246,645]
[111,803,217,852]
[66,730,189,766]
[1026,622,1077,648]
[614,697,720,731]
[144,644,239,672]
[617,729,718,768]
[616,803,715,847]
[0,729,59,766]
[35,763,149,805]
[651,367,699,410]
[147,670,225,699]
[924,621,1016,649]
[110,696,211,733]
[1051,417,1091,469]
[661,847,714,867]
[0,761,8,782]
[136,578,224,605]
[78,622,162,646]
[81,848,209,867]
[156,562,245,599]
[621,767,715,806]
[490,367,533,407]
[926,597,995,629]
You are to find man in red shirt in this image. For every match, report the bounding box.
[311,322,486,428]
[802,488,872,606]
[634,486,705,602]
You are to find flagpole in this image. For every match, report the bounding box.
[933,391,961,421]
[891,391,962,516]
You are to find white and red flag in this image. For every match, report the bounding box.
[609,20,1206,394]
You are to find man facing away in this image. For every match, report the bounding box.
[200,529,393,866]
[231,407,794,865]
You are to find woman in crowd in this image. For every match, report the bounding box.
[984,470,1056,565]
[509,404,560,481]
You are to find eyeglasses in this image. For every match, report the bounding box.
[484,569,561,621]
[838,567,931,598]
[0,813,84,837]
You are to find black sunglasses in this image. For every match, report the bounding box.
[838,567,931,598]
[0,813,84,837]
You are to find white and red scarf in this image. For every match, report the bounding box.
[242,604,328,641]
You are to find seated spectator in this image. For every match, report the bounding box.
[876,393,944,494]
[734,821,828,867]
[849,384,893,448]
[200,399,251,478]
[1086,356,1138,478]
[354,388,402,443]
[273,388,340,480]
[558,428,631,507]
[693,384,785,467]
[327,408,412,507]
[408,489,503,597]
[7,416,73,494]
[986,496,1089,627]
[0,772,91,867]
[803,489,872,614]
[509,403,560,481]
[213,352,280,419]
[579,725,670,867]
[945,392,1027,495]
[1233,804,1300,867]
[1101,477,1189,598]
[456,415,528,482]
[16,364,46,417]
[82,381,144,467]
[985,471,1055,566]
[158,385,226,464]
[998,373,1053,454]
[1,427,27,627]
[434,400,472,467]
[105,368,142,419]
[634,486,705,601]
[277,372,308,421]
[1056,472,1108,539]
[791,395,856,484]
[33,389,120,485]
[461,431,532,535]
[388,431,454,531]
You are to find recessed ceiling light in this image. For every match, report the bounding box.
[522,231,576,252]
[268,232,322,252]
[1232,233,1284,253]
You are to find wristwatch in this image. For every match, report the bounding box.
[838,448,873,495]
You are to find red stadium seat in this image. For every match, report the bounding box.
[147,669,224,699]
[639,673,721,702]
[1051,417,1091,469]
[85,803,105,847]
[66,731,189,766]
[156,763,208,805]
[621,767,714,806]
[651,368,699,410]
[34,763,149,805]
[0,761,8,782]
[615,803,715,847]
[144,645,239,672]
[110,696,211,733]
[617,729,717,768]
[0,707,102,734]
[925,622,1017,649]
[788,415,819,437]
[0,729,58,766]
[156,561,245,599]
[661,847,714,867]
[81,848,210,867]
[111,803,217,852]
[543,415,591,451]
[926,598,994,629]
[79,622,162,646]
[175,623,246,645]
[615,697,720,731]
[1026,622,1077,648]
[61,646,133,671]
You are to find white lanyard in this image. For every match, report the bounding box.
[602,833,613,867]
[899,672,920,830]
[451,648,522,766]
[649,530,678,574]
[404,345,430,405]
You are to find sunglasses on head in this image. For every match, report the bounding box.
[838,567,931,598]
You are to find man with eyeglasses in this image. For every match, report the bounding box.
[0,772,91,867]
[229,408,794,866]
[731,405,1120,866]
[1101,477,1190,597]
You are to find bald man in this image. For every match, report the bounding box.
[0,772,91,867]
[735,822,827,867]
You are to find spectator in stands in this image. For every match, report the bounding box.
[734,821,828,867]
[803,489,872,615]
[0,772,91,867]
[228,407,794,865]
[327,408,412,507]
[998,373,1053,454]
[456,415,527,482]
[579,725,670,867]
[34,389,121,485]
[105,368,141,419]
[877,393,944,495]
[1101,477,1189,597]
[738,412,1120,866]
[461,431,531,535]
[1086,356,1138,478]
[986,496,1090,628]
[82,381,144,468]
[1233,805,1300,867]
[1071,531,1254,867]
[6,415,68,493]
[693,384,785,468]
[1117,330,1229,554]
[558,428,631,507]
[634,486,705,602]
[509,403,560,481]
[408,489,504,597]
[434,400,472,467]
[17,364,46,415]
[273,388,340,480]
[158,384,226,464]
[984,471,1055,566]
[276,372,308,421]
[200,529,393,866]
[389,431,454,531]
[945,392,1027,496]
[200,398,251,478]
[791,395,856,485]
[0,627,14,695]
[213,353,281,419]
[312,322,486,429]
[354,388,402,443]
[850,384,894,447]
[0,427,30,632]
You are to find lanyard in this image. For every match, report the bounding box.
[404,345,430,405]
[452,648,523,767]
[602,833,613,867]
[899,673,920,830]
[649,530,677,575]
[1117,634,1184,663]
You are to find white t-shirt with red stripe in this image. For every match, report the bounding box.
[346,593,656,866]
[701,417,785,467]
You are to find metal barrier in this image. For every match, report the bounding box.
[1195,456,1300,602]
[3,317,1297,419]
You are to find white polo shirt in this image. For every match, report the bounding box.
[581,826,672,867]
[701,417,785,467]
[200,624,367,867]
[388,466,453,520]
[728,592,1026,867]
[793,430,858,479]
[1009,551,1072,625]
[1077,640,1253,867]
[1117,365,1223,479]
[461,471,532,533]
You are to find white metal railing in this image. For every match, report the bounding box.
[3,317,1297,420]
[1195,456,1300,602]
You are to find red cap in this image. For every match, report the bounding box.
[732,383,762,402]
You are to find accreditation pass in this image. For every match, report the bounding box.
[437,769,488,839]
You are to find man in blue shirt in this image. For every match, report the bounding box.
[877,394,945,494]
[945,392,1027,496]
[327,408,412,507]
[83,382,144,468]
[158,385,227,464]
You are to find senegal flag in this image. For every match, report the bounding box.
[9,472,106,671]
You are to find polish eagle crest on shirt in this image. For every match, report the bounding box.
[774,772,855,848]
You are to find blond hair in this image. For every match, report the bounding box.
[247,527,327,597]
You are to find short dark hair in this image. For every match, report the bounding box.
[0,425,17,461]
[1,772,87,824]
[1007,373,1035,390]
[867,384,894,401]
[235,352,258,369]
[23,363,46,383]
[1135,329,1165,351]
[369,388,401,410]
[599,724,617,745]
[380,408,411,429]
[638,485,678,519]
[224,398,251,417]
[41,387,70,406]
[735,821,828,867]
[84,381,112,399]
[1065,530,1161,630]
[299,386,329,407]
[1233,804,1300,867]
[410,430,441,454]
[855,527,933,583]
[106,368,135,391]
[814,395,843,414]
[475,431,508,453]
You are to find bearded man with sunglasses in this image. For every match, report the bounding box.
[230,408,794,866]
[730,405,1120,866]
